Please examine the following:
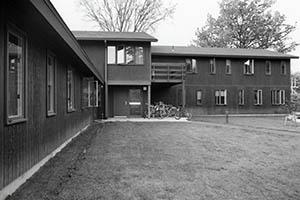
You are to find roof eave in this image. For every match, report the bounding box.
[75,37,158,42]
[30,0,104,83]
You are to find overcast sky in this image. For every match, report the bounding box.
[50,0,300,72]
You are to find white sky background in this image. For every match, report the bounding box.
[50,0,300,72]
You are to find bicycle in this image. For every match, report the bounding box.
[175,106,192,120]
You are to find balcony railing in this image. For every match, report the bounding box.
[151,63,186,83]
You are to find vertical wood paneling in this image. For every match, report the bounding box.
[0,2,100,191]
[0,1,5,189]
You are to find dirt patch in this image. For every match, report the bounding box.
[7,122,300,200]
[6,123,103,200]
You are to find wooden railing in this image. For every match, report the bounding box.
[151,63,186,83]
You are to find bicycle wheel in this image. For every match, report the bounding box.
[175,111,181,120]
[185,112,192,120]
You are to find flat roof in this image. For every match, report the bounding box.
[151,46,299,59]
[30,0,104,83]
[73,31,158,42]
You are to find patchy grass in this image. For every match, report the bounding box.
[8,121,300,200]
[193,116,300,132]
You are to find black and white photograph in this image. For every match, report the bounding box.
[0,0,300,199]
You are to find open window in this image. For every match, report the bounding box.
[196,90,202,105]
[244,59,254,75]
[209,58,216,74]
[225,59,231,74]
[186,58,197,73]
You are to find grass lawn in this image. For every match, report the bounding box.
[8,121,300,200]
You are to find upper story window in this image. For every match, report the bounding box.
[265,60,271,75]
[196,90,202,105]
[107,46,116,64]
[215,89,227,105]
[108,45,144,65]
[186,58,197,73]
[281,61,287,75]
[225,59,231,74]
[254,89,263,105]
[6,27,26,124]
[210,58,216,74]
[271,90,285,105]
[244,59,254,75]
[47,51,56,116]
[67,68,75,112]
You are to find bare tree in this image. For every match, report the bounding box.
[79,0,175,32]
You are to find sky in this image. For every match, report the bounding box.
[50,0,300,72]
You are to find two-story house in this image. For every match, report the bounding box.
[73,31,157,118]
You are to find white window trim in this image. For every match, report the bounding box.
[6,25,27,124]
[244,59,255,75]
[196,90,202,105]
[215,89,227,105]
[46,51,56,116]
[210,58,216,74]
[238,89,245,105]
[226,59,231,74]
[254,90,263,105]
[265,60,271,75]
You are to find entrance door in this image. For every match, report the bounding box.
[129,89,142,116]
[113,87,129,116]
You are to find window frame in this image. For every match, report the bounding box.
[109,45,144,65]
[244,59,255,75]
[67,67,76,112]
[265,60,271,75]
[215,89,227,106]
[196,90,202,105]
[46,50,57,117]
[238,89,245,105]
[271,90,285,105]
[254,89,263,105]
[5,24,28,125]
[209,58,216,74]
[107,46,116,64]
[186,58,197,73]
[225,59,231,75]
[281,61,287,75]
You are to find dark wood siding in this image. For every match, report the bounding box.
[152,55,291,114]
[0,1,100,190]
[107,42,151,85]
[0,0,5,190]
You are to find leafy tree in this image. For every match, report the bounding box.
[193,0,298,53]
[79,0,175,32]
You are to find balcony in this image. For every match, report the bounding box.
[151,63,186,83]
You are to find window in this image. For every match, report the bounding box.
[6,28,26,123]
[82,78,99,108]
[244,59,254,75]
[67,68,75,112]
[281,61,287,75]
[47,52,56,116]
[225,59,231,74]
[196,90,202,105]
[109,45,144,65]
[238,89,245,105]
[117,46,125,64]
[107,46,116,64]
[210,58,216,74]
[215,90,227,105]
[265,60,271,75]
[254,90,263,105]
[135,47,144,64]
[271,90,285,105]
[186,58,197,73]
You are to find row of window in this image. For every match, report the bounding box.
[107,46,144,65]
[195,89,286,106]
[6,26,100,124]
[186,58,287,75]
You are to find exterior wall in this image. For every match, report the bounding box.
[108,86,148,117]
[152,55,291,114]
[0,0,5,190]
[78,40,106,77]
[0,1,100,190]
[107,41,151,85]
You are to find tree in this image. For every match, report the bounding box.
[193,0,298,53]
[79,0,175,32]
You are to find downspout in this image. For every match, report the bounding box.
[104,40,108,119]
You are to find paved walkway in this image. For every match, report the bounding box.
[102,117,189,122]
